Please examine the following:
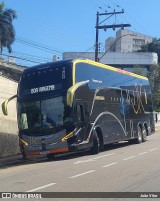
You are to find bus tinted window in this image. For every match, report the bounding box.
[18,62,72,100]
[75,62,151,93]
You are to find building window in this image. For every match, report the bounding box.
[132,39,145,45]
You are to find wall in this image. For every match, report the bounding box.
[63,52,158,65]
[0,76,20,157]
[115,29,153,52]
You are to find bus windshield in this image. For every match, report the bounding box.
[17,95,74,136]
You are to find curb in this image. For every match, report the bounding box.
[0,154,22,165]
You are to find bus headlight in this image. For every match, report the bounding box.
[61,131,74,142]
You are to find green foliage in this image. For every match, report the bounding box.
[0,1,4,11]
[133,64,160,111]
[147,64,160,111]
[0,1,17,53]
[140,38,160,63]
[132,65,147,77]
[138,38,160,111]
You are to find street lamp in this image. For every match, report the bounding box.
[99,33,136,61]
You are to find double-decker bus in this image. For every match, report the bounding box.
[2,59,155,159]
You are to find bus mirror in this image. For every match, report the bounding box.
[67,80,89,105]
[67,88,73,106]
[1,95,17,116]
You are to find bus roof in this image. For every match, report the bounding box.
[23,59,73,72]
[23,58,148,81]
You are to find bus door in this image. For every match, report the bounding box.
[74,101,89,142]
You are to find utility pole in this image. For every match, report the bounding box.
[95,10,131,62]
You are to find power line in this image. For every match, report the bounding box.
[1,53,42,64]
[15,37,63,56]
[95,9,131,61]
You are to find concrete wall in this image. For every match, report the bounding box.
[0,76,20,157]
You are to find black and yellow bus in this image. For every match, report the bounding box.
[2,59,155,159]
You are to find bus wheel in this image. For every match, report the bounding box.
[135,126,142,144]
[142,127,147,142]
[90,132,100,155]
[47,153,55,160]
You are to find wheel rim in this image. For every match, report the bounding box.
[142,128,147,141]
[138,127,142,142]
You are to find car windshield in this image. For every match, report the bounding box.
[17,95,74,136]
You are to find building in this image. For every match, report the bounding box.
[63,29,157,75]
[0,57,26,82]
[105,29,153,53]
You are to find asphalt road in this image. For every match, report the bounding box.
[1,132,160,201]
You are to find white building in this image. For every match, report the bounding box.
[105,29,153,53]
[63,29,157,74]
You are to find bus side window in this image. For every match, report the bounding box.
[76,105,84,122]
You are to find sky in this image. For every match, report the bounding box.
[1,0,160,67]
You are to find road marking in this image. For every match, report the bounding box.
[91,153,115,160]
[74,153,115,164]
[149,148,158,152]
[123,156,136,161]
[139,152,147,155]
[26,183,56,192]
[102,162,118,168]
[69,170,95,179]
[74,159,94,164]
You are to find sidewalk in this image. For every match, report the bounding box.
[155,120,160,132]
[155,113,160,131]
[0,154,22,166]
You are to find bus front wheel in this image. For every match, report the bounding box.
[20,144,27,160]
[90,131,100,155]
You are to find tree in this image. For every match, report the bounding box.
[132,65,146,76]
[147,65,160,111]
[140,38,160,63]
[138,38,160,111]
[0,1,17,53]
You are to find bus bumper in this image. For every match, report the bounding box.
[20,131,69,157]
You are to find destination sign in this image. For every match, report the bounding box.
[31,85,55,94]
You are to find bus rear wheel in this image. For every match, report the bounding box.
[142,127,147,142]
[135,126,142,144]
